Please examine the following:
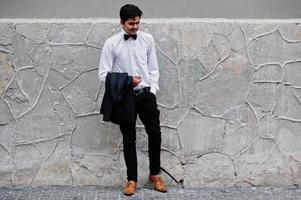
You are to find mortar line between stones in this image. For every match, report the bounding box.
[17,49,54,119]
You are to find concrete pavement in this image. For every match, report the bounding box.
[0,186,301,200]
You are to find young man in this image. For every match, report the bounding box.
[98,4,167,196]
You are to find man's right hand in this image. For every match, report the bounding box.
[132,75,141,87]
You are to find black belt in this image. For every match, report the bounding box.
[134,87,150,95]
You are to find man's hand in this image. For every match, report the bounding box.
[132,75,141,87]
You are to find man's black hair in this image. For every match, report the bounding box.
[119,4,143,22]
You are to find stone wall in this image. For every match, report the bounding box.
[1,19,301,187]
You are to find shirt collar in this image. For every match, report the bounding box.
[121,29,139,36]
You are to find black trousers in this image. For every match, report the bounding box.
[119,90,161,182]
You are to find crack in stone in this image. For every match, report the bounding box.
[14,26,39,45]
[69,122,77,157]
[198,42,231,82]
[249,143,277,175]
[83,23,93,42]
[291,90,301,105]
[58,67,98,91]
[240,25,254,71]
[191,106,229,123]
[62,92,77,115]
[30,142,59,185]
[244,25,280,46]
[235,134,261,158]
[15,69,33,107]
[14,132,71,147]
[156,44,177,66]
[81,153,117,161]
[0,142,11,156]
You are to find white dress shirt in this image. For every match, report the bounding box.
[98,29,159,95]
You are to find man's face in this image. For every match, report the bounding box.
[121,16,140,35]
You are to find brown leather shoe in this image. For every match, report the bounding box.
[149,175,167,192]
[123,181,137,196]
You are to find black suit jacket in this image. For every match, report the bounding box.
[100,72,135,124]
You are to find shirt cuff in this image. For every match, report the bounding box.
[150,87,157,95]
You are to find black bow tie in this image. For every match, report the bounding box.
[124,34,137,41]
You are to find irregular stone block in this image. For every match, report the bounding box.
[161,151,184,184]
[159,107,189,127]
[73,154,123,186]
[17,46,52,106]
[51,46,100,79]
[0,98,14,125]
[33,142,72,185]
[212,33,231,59]
[222,105,259,157]
[144,23,182,64]
[241,23,278,40]
[61,69,102,116]
[234,139,291,186]
[275,86,301,120]
[47,23,91,43]
[0,147,13,186]
[214,22,233,36]
[247,83,277,117]
[178,58,208,94]
[248,31,301,66]
[12,145,42,185]
[0,23,14,44]
[160,127,182,155]
[0,51,14,96]
[2,78,31,118]
[181,23,213,58]
[277,118,301,160]
[254,64,282,82]
[279,23,301,41]
[86,23,119,48]
[13,34,36,69]
[178,109,225,157]
[184,153,235,188]
[197,41,220,72]
[229,24,248,56]
[288,156,301,184]
[15,23,50,44]
[193,52,252,116]
[72,115,121,156]
[258,115,277,138]
[283,61,301,86]
[156,52,180,108]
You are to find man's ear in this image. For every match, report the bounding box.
[120,20,124,25]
